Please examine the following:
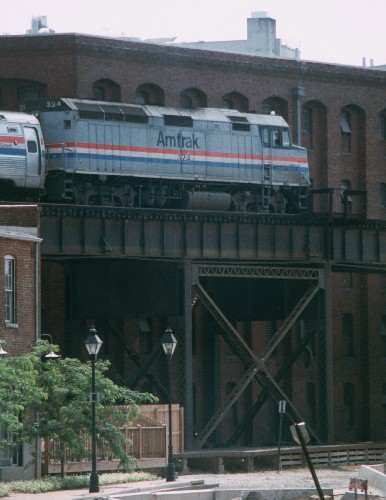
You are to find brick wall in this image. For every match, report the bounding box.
[0,236,38,355]
[0,205,39,228]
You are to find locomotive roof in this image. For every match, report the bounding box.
[0,111,40,124]
[27,98,288,127]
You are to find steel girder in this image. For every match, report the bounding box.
[191,266,323,449]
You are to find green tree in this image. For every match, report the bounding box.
[0,341,157,476]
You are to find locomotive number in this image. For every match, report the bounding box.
[178,154,191,161]
[46,100,62,109]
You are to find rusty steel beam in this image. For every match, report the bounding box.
[40,204,386,267]
[193,281,322,448]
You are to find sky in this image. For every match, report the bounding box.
[0,0,385,67]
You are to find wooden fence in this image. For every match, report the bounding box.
[42,404,184,475]
[139,404,184,454]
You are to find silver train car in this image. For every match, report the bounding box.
[25,98,309,212]
[0,111,45,193]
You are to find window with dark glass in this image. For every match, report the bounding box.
[341,112,351,153]
[92,86,105,101]
[381,184,386,208]
[4,256,16,324]
[342,313,354,356]
[381,315,386,357]
[261,128,270,146]
[380,112,386,140]
[342,272,353,289]
[27,140,37,153]
[181,95,193,109]
[341,180,352,213]
[302,108,313,134]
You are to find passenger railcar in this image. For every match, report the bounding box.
[0,111,45,193]
[21,98,309,212]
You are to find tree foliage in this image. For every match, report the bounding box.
[0,341,157,475]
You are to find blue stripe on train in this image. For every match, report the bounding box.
[48,152,308,173]
[0,149,26,156]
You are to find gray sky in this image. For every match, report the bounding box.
[1,0,385,67]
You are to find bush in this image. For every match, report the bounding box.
[0,471,155,497]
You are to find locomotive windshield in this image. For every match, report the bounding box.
[261,128,291,148]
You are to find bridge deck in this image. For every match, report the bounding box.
[40,204,386,267]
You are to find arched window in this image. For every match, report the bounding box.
[341,111,351,153]
[180,88,207,109]
[0,79,47,111]
[262,96,288,121]
[92,79,121,102]
[340,105,366,157]
[221,92,249,112]
[302,107,313,136]
[136,90,149,105]
[4,256,16,324]
[17,82,47,106]
[136,84,165,106]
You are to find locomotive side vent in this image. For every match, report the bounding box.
[227,115,251,132]
[164,115,193,127]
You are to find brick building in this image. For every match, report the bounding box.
[0,205,41,354]
[1,32,386,447]
[0,205,41,479]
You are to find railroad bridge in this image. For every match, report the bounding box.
[40,204,386,450]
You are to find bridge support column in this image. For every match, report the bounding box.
[183,261,195,450]
[323,264,334,442]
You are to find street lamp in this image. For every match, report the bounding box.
[41,334,60,360]
[161,327,177,482]
[84,325,103,493]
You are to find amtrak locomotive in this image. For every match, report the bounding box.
[2,98,310,212]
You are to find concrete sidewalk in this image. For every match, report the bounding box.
[6,477,174,500]
[5,466,377,500]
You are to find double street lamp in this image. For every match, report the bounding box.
[161,327,178,482]
[84,326,103,494]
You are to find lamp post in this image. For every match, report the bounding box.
[161,327,177,482]
[41,334,60,360]
[84,326,103,494]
